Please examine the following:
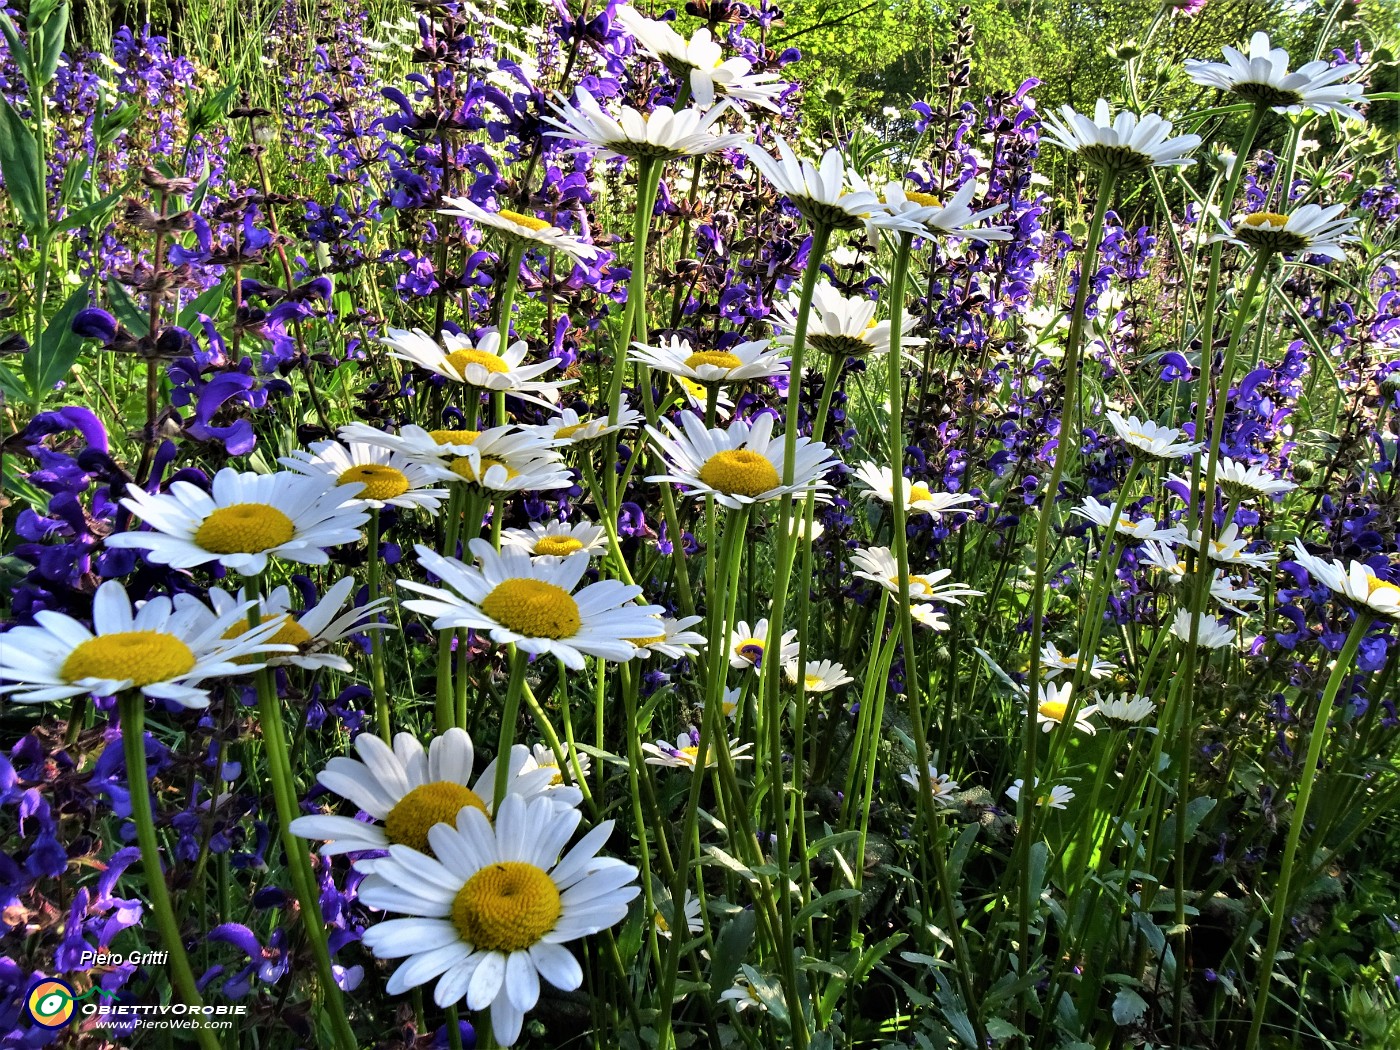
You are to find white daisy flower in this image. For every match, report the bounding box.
[710,686,742,719]
[1038,642,1115,681]
[1169,609,1236,649]
[1095,692,1157,729]
[728,618,798,672]
[653,889,704,939]
[641,728,754,768]
[290,729,576,858]
[0,580,291,708]
[783,658,853,692]
[1184,32,1365,119]
[850,547,984,605]
[1209,457,1297,500]
[615,7,787,110]
[1040,99,1200,172]
[106,469,369,576]
[399,541,664,669]
[1071,496,1177,543]
[851,462,979,517]
[382,328,570,408]
[910,604,952,632]
[544,88,749,161]
[1026,681,1098,735]
[772,281,923,359]
[1289,541,1400,622]
[1140,539,1190,581]
[1104,410,1203,461]
[741,138,884,231]
[1180,524,1277,569]
[645,411,838,510]
[1005,778,1075,810]
[863,180,1011,249]
[358,794,639,1046]
[1214,205,1358,262]
[279,440,453,511]
[500,521,609,561]
[676,374,737,420]
[527,400,645,446]
[626,615,707,659]
[719,972,768,1012]
[438,196,600,262]
[898,763,961,806]
[628,336,788,385]
[205,576,391,673]
[524,743,592,791]
[342,423,570,494]
[1209,574,1265,615]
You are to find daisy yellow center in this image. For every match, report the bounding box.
[223,614,313,662]
[498,209,552,232]
[697,450,780,497]
[684,350,743,371]
[61,632,196,686]
[628,633,669,647]
[384,782,488,853]
[194,503,296,554]
[534,536,585,557]
[1366,576,1400,601]
[804,674,824,690]
[337,464,410,502]
[1039,700,1070,721]
[450,456,517,483]
[431,429,481,446]
[555,422,590,439]
[1240,212,1288,229]
[481,579,581,639]
[907,483,934,504]
[655,910,671,932]
[451,861,561,952]
[903,190,941,208]
[678,746,701,763]
[891,574,934,592]
[444,349,509,378]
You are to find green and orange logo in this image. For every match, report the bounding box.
[25,978,77,1028]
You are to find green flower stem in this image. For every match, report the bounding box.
[435,486,467,733]
[492,645,529,809]
[368,507,391,743]
[1244,611,1372,1050]
[1015,167,1116,986]
[606,156,660,428]
[495,242,524,345]
[118,693,223,1050]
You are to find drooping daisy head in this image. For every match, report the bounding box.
[1289,541,1400,622]
[106,468,369,576]
[898,763,961,807]
[1040,99,1200,172]
[500,520,609,561]
[0,580,292,708]
[1183,523,1277,569]
[773,281,922,359]
[783,658,854,693]
[1038,641,1115,681]
[850,547,984,605]
[279,440,453,511]
[382,328,570,408]
[1184,32,1365,119]
[399,541,664,669]
[358,794,639,1046]
[646,410,837,510]
[1217,204,1357,262]
[544,87,749,161]
[206,576,391,673]
[289,729,577,857]
[438,196,600,262]
[727,618,798,673]
[1169,609,1236,649]
[629,336,788,386]
[851,462,979,517]
[742,138,883,231]
[641,728,754,769]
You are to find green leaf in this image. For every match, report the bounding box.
[34,2,68,86]
[0,360,27,402]
[178,277,228,327]
[793,888,861,927]
[0,13,28,79]
[24,285,88,401]
[55,188,124,234]
[106,278,150,337]
[708,909,755,1003]
[1111,987,1147,1025]
[1160,796,1217,853]
[0,99,47,232]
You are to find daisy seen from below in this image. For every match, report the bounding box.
[1104,410,1203,461]
[1027,681,1099,735]
[646,410,838,510]
[852,461,979,517]
[1096,693,1157,729]
[628,335,788,385]
[206,576,391,673]
[1208,457,1297,500]
[1289,542,1400,622]
[528,399,644,446]
[850,547,984,605]
[544,88,749,161]
[728,617,798,672]
[0,580,291,707]
[382,328,570,408]
[358,794,639,1046]
[1040,99,1200,172]
[1006,779,1075,810]
[525,743,592,791]
[438,196,600,262]
[1184,32,1365,119]
[863,180,1012,248]
[641,728,754,768]
[106,468,369,576]
[1039,642,1115,680]
[501,521,609,560]
[400,541,664,669]
[289,728,576,857]
[677,375,736,420]
[1170,609,1236,649]
[773,281,922,359]
[627,615,707,659]
[278,440,453,511]
[1215,204,1357,261]
[741,138,883,230]
[784,658,854,693]
[899,764,961,807]
[614,6,787,109]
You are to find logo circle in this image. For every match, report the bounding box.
[26,979,76,1028]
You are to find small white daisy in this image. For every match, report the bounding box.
[1038,642,1115,681]
[645,411,838,510]
[728,618,798,672]
[742,137,883,231]
[626,615,707,659]
[641,728,754,769]
[0,580,291,707]
[338,423,556,463]
[206,576,391,673]
[1026,681,1098,735]
[851,462,978,517]
[1005,778,1075,810]
[399,541,664,670]
[544,88,749,161]
[850,547,984,605]
[773,281,923,359]
[719,971,768,1013]
[1040,99,1200,172]
[289,729,576,857]
[1215,205,1358,262]
[1184,32,1365,119]
[783,658,853,692]
[1181,524,1277,569]
[653,889,704,939]
[1289,541,1400,622]
[527,400,645,446]
[438,197,600,262]
[1104,410,1203,461]
[382,328,570,408]
[615,7,787,110]
[1210,574,1265,615]
[1095,692,1157,729]
[1071,496,1178,543]
[898,763,961,806]
[106,469,369,576]
[910,604,952,632]
[628,336,788,385]
[358,794,639,1046]
[863,180,1011,249]
[524,742,592,791]
[1169,609,1236,649]
[1209,457,1297,501]
[279,440,453,511]
[500,521,609,561]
